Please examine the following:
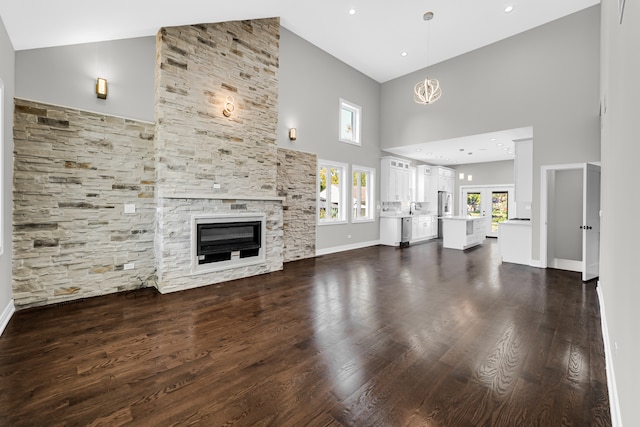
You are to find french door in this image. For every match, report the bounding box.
[461,186,514,238]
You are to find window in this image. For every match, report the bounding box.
[339,98,361,145]
[352,165,375,222]
[318,160,348,224]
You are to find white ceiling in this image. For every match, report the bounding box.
[0,0,597,165]
[1,0,599,83]
[384,127,533,166]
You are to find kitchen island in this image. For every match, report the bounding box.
[498,219,532,265]
[442,216,490,250]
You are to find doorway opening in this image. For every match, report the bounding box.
[540,163,600,281]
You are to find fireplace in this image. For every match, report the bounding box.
[192,214,266,273]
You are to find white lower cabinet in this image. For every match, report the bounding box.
[381,215,437,246]
[442,216,489,250]
[412,215,437,243]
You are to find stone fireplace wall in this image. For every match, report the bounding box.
[154,18,283,292]
[155,19,280,198]
[12,99,156,308]
[277,148,317,261]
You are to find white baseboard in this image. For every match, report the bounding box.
[529,259,544,268]
[551,258,582,272]
[0,299,15,337]
[597,283,622,427]
[316,240,380,256]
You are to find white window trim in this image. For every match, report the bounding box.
[351,165,376,223]
[339,98,361,146]
[318,159,348,226]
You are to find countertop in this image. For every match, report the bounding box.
[501,219,532,226]
[380,212,436,218]
[441,216,488,221]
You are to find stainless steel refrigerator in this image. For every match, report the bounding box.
[437,191,453,238]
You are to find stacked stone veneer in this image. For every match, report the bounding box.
[154,18,284,292]
[155,198,282,292]
[12,99,156,308]
[155,19,279,197]
[277,148,317,262]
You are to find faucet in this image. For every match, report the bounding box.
[409,201,416,215]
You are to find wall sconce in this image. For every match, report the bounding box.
[96,78,108,99]
[467,175,473,181]
[459,172,465,180]
[289,128,297,141]
[222,96,235,117]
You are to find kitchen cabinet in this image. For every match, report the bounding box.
[442,216,489,250]
[416,165,432,203]
[498,220,532,265]
[381,157,411,202]
[381,214,437,246]
[412,215,438,241]
[380,216,403,246]
[436,166,455,193]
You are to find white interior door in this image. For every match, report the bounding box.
[582,163,601,281]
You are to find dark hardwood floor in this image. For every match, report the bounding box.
[0,239,611,426]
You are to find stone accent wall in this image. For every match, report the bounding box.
[277,148,317,261]
[155,198,283,293]
[155,18,280,198]
[12,99,156,308]
[154,18,284,292]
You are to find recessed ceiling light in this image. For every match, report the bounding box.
[496,142,504,147]
[349,8,356,15]
[426,152,433,156]
[490,138,497,141]
[503,148,509,151]
[401,51,408,57]
[415,148,422,152]
[504,5,514,13]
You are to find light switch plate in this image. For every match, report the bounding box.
[124,263,134,270]
[124,204,136,214]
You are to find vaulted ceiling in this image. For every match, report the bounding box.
[1,0,599,83]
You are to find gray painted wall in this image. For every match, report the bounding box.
[16,37,155,122]
[553,169,582,261]
[380,7,601,262]
[451,160,514,201]
[0,16,15,333]
[278,28,382,251]
[600,0,640,424]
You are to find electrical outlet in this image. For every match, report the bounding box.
[124,263,135,270]
[213,183,221,189]
[124,204,136,214]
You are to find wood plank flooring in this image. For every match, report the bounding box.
[0,239,611,426]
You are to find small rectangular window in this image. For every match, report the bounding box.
[339,99,361,145]
[352,165,375,222]
[318,160,348,225]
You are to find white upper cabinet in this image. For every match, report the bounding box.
[381,157,411,202]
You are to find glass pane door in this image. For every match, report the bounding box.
[491,191,509,233]
[466,192,482,216]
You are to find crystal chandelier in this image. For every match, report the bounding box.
[414,11,441,105]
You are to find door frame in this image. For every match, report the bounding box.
[459,184,514,237]
[539,162,601,280]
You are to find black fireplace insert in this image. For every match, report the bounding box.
[197,221,262,264]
